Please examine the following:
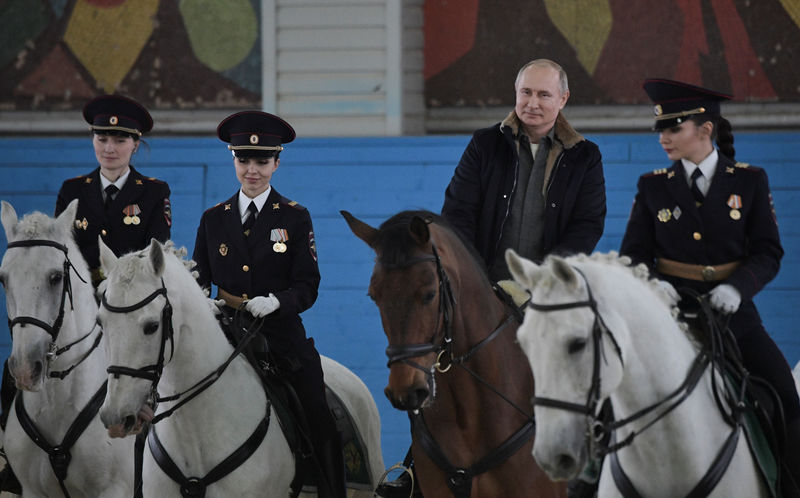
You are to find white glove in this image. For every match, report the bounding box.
[709,284,741,314]
[207,298,225,316]
[245,294,280,317]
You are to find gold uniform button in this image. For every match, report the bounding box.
[242,265,250,272]
[692,232,702,241]
[101,229,108,236]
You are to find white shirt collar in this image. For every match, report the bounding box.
[681,148,718,184]
[99,168,131,192]
[238,187,271,220]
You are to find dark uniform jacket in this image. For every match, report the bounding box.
[619,154,783,302]
[192,188,320,352]
[55,166,171,277]
[441,111,606,269]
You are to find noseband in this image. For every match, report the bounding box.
[102,279,175,387]
[5,239,100,379]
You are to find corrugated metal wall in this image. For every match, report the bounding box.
[1,132,798,466]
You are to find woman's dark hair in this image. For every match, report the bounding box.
[92,129,141,141]
[691,115,735,160]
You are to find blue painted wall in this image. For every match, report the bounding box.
[1,132,798,467]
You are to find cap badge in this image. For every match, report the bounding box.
[109,116,119,125]
[654,104,662,116]
[657,208,672,223]
[250,134,259,145]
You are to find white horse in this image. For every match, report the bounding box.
[0,200,134,497]
[96,238,383,497]
[506,250,769,498]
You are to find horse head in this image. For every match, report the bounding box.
[343,209,496,412]
[506,250,629,480]
[0,199,92,391]
[97,238,172,437]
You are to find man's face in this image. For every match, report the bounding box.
[514,65,569,139]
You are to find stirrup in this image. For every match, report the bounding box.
[375,462,415,498]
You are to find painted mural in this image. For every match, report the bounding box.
[0,0,261,110]
[424,0,800,106]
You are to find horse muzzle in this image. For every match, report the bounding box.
[100,403,153,438]
[8,353,46,392]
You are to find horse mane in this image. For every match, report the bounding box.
[562,251,690,335]
[376,210,489,278]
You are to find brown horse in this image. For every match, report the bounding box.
[342,210,565,498]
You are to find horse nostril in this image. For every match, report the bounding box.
[123,415,136,432]
[32,361,43,378]
[413,387,429,405]
[556,453,576,473]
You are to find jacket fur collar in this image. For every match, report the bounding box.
[500,110,584,149]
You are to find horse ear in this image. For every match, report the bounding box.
[98,235,118,274]
[408,216,430,245]
[1,200,19,240]
[57,199,79,232]
[149,239,165,277]
[506,249,540,289]
[550,256,580,289]
[340,210,378,247]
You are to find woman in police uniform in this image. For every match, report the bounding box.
[192,111,345,498]
[55,94,172,286]
[620,79,800,489]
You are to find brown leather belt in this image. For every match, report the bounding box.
[217,287,249,308]
[656,258,741,282]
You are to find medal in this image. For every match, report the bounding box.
[730,209,741,220]
[270,228,289,253]
[123,204,142,226]
[727,195,742,221]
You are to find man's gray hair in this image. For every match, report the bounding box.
[515,59,569,95]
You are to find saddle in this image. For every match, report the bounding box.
[218,312,372,496]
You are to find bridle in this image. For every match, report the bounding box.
[527,266,745,498]
[379,241,534,498]
[5,239,101,379]
[102,279,175,395]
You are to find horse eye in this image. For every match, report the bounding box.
[49,271,64,285]
[567,338,587,354]
[143,322,159,335]
[422,291,436,304]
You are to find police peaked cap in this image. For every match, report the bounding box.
[83,94,153,136]
[217,111,296,156]
[643,79,732,130]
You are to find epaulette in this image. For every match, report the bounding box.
[204,201,225,214]
[283,198,307,210]
[643,168,668,178]
[64,174,89,183]
[145,176,167,184]
[734,162,749,168]
[733,161,763,172]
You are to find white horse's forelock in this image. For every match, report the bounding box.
[15,211,66,240]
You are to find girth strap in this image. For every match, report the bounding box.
[147,406,271,498]
[15,380,108,498]
[411,412,535,498]
[610,422,741,498]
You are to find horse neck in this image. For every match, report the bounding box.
[157,274,236,394]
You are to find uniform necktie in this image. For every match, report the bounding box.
[242,201,258,236]
[690,168,704,205]
[104,185,119,211]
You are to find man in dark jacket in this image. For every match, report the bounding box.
[442,58,606,280]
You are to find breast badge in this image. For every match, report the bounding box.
[657,208,672,223]
[123,204,141,225]
[270,228,288,253]
[727,194,742,220]
[74,218,89,230]
[219,243,228,256]
[672,206,682,220]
